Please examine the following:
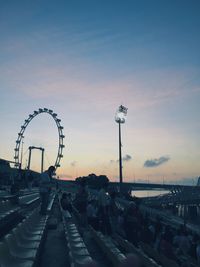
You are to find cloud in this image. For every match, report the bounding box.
[110,154,132,164]
[70,161,77,167]
[144,156,170,168]
[122,154,132,162]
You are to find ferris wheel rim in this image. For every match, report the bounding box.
[14,108,65,170]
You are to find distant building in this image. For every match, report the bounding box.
[0,158,11,169]
[197,177,200,186]
[0,158,13,185]
[0,158,40,187]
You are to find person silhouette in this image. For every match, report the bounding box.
[39,165,55,215]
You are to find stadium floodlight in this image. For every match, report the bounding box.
[115,105,128,123]
[115,105,128,193]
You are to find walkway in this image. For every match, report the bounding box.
[39,198,70,267]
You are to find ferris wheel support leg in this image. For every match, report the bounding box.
[41,149,44,173]
[27,147,32,170]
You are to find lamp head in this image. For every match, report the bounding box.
[115,105,128,123]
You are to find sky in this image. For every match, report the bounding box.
[0,0,200,184]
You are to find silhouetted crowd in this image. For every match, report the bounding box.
[60,182,200,267]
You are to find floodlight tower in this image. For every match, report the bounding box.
[115,105,128,193]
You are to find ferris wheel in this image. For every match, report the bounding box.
[14,108,65,170]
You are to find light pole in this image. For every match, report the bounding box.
[115,105,128,193]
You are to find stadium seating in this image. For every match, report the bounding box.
[19,193,40,206]
[0,242,33,267]
[114,233,161,267]
[64,220,92,266]
[90,226,126,267]
[0,194,55,267]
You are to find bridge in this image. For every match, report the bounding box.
[67,179,199,192]
[108,182,200,207]
[110,181,199,192]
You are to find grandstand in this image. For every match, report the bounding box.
[0,179,200,267]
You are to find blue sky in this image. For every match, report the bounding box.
[0,0,200,183]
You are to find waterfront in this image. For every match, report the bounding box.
[132,189,170,198]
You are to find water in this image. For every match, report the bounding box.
[131,189,170,198]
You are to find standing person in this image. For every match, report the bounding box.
[39,165,55,215]
[178,230,191,255]
[26,171,33,191]
[60,192,72,218]
[87,200,98,230]
[109,191,118,233]
[10,169,22,204]
[98,183,111,235]
[124,203,140,246]
[74,181,88,214]
[10,180,20,204]
[75,181,88,225]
